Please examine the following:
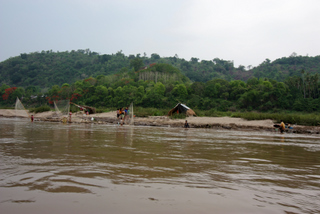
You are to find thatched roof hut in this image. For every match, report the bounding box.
[168,103,196,117]
[71,102,96,114]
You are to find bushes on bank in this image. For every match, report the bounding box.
[134,107,169,117]
[229,111,320,126]
[29,105,51,113]
[189,109,319,126]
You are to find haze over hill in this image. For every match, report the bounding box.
[1,0,319,68]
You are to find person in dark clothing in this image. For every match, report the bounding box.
[184,120,190,128]
[117,108,120,119]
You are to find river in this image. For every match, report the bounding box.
[0,118,320,214]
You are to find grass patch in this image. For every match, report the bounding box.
[29,105,51,113]
[134,107,169,117]
[94,108,115,113]
[0,106,15,109]
[194,109,232,117]
[169,113,186,119]
[192,109,320,126]
[230,111,320,126]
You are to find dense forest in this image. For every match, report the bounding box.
[1,49,320,89]
[1,49,319,114]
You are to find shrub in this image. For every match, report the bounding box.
[95,108,104,113]
[229,111,320,126]
[134,107,169,117]
[70,105,78,113]
[170,113,186,119]
[30,105,51,113]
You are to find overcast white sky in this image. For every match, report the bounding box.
[0,0,319,67]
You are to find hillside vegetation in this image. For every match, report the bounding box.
[0,50,319,124]
[1,50,319,88]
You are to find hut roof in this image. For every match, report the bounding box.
[71,102,96,114]
[168,103,196,116]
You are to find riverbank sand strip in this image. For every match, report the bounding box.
[0,109,319,134]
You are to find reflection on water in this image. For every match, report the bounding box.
[0,118,320,214]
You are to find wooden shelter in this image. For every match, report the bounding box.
[71,102,96,114]
[168,103,196,117]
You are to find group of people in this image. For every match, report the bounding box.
[117,107,130,126]
[79,107,90,116]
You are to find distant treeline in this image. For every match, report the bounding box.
[1,62,319,113]
[0,49,319,89]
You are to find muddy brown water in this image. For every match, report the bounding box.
[0,118,320,214]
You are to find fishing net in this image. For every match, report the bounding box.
[129,102,134,125]
[15,97,30,118]
[54,100,70,118]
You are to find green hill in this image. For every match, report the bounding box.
[250,55,320,81]
[1,49,319,89]
[0,51,319,117]
[0,50,129,88]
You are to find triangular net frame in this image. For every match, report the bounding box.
[129,102,134,125]
[15,97,30,118]
[54,100,70,119]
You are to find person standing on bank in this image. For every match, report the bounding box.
[69,111,72,122]
[117,108,120,119]
[280,120,285,133]
[184,120,190,128]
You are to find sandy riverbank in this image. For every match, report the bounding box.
[0,109,319,135]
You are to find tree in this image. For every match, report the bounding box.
[151,53,160,60]
[229,80,246,100]
[190,57,199,63]
[93,85,108,106]
[113,86,125,107]
[11,87,25,102]
[0,83,10,95]
[130,58,144,71]
[204,80,218,98]
[189,82,205,97]
[60,83,71,100]
[171,84,188,101]
[2,87,17,102]
[154,82,165,96]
